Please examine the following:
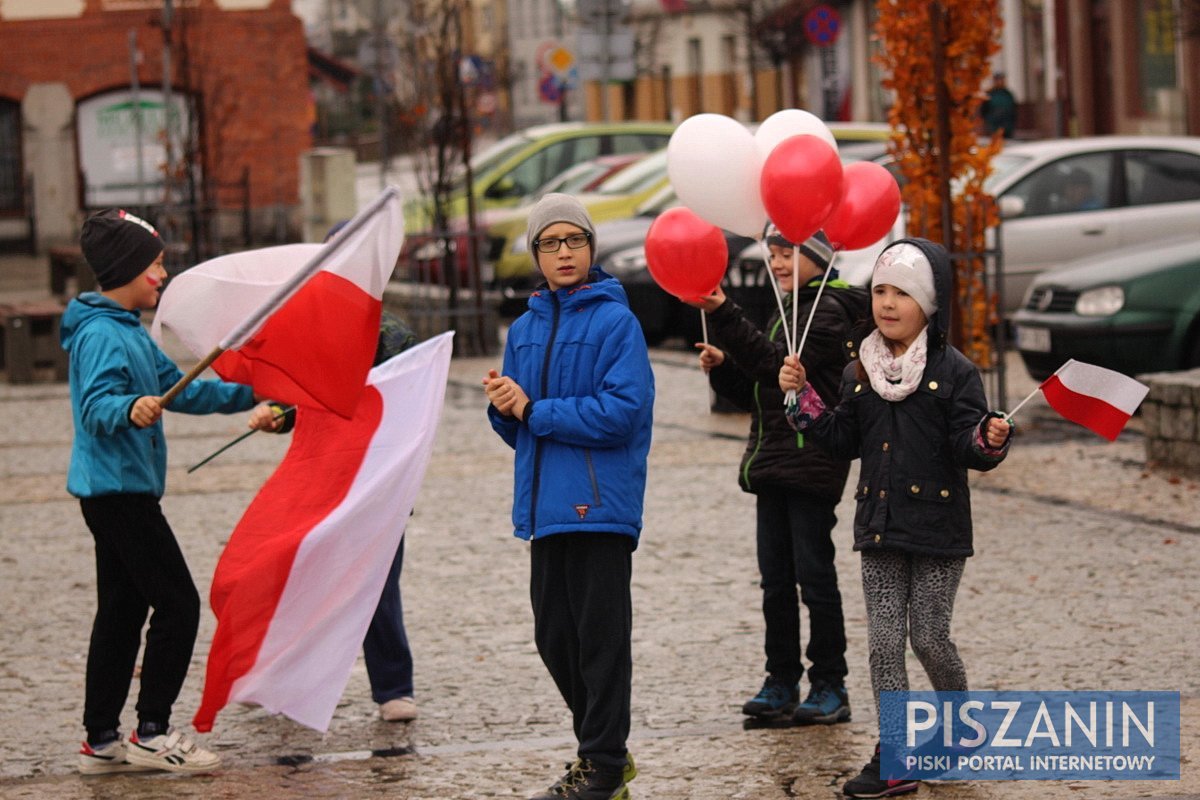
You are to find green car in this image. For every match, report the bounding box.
[404,121,673,232]
[1012,235,1200,381]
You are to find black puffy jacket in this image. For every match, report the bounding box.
[706,278,866,503]
[802,239,1009,557]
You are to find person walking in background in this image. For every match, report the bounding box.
[484,193,653,800]
[779,238,1013,798]
[981,71,1018,138]
[684,225,865,726]
[64,209,269,775]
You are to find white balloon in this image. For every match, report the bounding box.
[666,113,767,238]
[755,109,838,161]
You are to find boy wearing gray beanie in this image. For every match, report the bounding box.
[484,193,654,799]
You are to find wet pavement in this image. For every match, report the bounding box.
[0,255,1197,798]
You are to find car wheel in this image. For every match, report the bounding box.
[1186,326,1200,369]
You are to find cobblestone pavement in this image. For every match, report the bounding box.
[0,281,1196,798]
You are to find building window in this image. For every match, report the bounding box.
[0,100,22,213]
[688,37,703,113]
[1137,0,1178,116]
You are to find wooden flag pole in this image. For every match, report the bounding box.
[162,347,223,407]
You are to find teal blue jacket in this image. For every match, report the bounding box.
[62,293,256,498]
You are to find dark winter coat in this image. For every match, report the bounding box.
[801,239,1009,557]
[706,278,866,503]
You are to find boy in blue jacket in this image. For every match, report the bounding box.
[483,194,654,800]
[63,209,270,775]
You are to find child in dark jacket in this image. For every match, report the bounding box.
[779,238,1012,798]
[63,209,270,775]
[483,193,653,800]
[685,225,865,724]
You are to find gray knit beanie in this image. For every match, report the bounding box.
[525,193,596,269]
[764,222,834,271]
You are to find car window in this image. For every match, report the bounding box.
[1003,153,1113,216]
[530,160,609,200]
[1124,149,1200,206]
[597,151,667,195]
[501,137,602,199]
[983,153,1034,191]
[610,133,671,155]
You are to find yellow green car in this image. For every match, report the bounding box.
[488,149,671,288]
[404,121,674,232]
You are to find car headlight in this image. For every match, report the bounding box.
[511,237,527,255]
[605,248,648,278]
[1074,286,1124,316]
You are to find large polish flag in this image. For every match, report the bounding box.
[152,188,404,418]
[193,332,454,733]
[1041,359,1149,441]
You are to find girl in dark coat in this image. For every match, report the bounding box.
[779,238,1012,798]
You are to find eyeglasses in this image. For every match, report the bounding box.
[533,232,591,253]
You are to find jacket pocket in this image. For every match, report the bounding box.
[903,477,954,503]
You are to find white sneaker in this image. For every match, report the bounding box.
[379,697,418,722]
[78,738,157,775]
[125,728,221,774]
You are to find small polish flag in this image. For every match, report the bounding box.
[1040,359,1149,441]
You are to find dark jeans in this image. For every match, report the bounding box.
[530,532,633,769]
[80,494,200,736]
[756,488,848,687]
[363,536,414,702]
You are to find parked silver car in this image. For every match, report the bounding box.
[987,136,1200,311]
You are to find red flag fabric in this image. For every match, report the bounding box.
[1040,359,1149,441]
[152,190,404,418]
[193,332,453,733]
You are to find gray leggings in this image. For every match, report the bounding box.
[861,549,968,717]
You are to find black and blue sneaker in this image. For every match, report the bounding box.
[741,676,799,717]
[792,681,851,725]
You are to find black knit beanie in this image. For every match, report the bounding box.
[80,209,164,291]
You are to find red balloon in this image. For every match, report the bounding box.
[822,161,902,251]
[759,134,843,245]
[644,207,729,301]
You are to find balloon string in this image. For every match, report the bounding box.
[760,238,791,351]
[791,248,800,355]
[795,251,837,361]
[700,307,709,346]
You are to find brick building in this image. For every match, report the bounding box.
[0,0,312,254]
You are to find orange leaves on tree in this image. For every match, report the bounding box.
[873,0,1003,367]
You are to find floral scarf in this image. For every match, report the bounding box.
[859,327,929,401]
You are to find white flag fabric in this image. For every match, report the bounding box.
[152,188,404,417]
[1040,358,1149,441]
[194,332,453,733]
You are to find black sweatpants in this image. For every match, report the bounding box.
[530,532,633,769]
[79,494,201,737]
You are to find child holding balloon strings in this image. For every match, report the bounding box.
[685,224,867,724]
[778,238,1012,798]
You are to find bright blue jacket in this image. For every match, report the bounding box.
[488,271,654,544]
[61,293,256,498]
